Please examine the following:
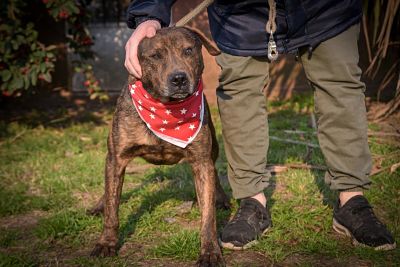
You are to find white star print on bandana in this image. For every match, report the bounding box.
[129,80,204,148]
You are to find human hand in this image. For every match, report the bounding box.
[125,20,161,78]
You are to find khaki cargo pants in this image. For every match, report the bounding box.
[216,24,372,199]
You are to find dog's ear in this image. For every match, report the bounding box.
[183,26,221,56]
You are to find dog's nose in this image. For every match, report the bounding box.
[169,72,188,87]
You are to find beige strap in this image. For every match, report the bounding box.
[266,0,278,61]
[266,0,277,34]
[175,0,214,27]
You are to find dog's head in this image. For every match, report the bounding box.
[138,27,220,102]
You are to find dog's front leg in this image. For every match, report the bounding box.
[191,160,225,267]
[91,151,129,257]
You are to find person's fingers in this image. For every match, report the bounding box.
[125,57,139,78]
[124,40,140,78]
[125,32,142,78]
[124,20,161,78]
[125,39,142,79]
[131,52,142,78]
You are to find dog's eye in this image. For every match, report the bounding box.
[184,47,193,56]
[149,52,162,60]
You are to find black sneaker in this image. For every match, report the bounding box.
[333,195,396,250]
[220,198,272,250]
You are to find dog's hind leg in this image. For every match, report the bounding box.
[191,159,225,267]
[87,195,105,216]
[214,171,231,210]
[207,109,230,210]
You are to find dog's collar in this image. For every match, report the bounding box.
[129,80,204,148]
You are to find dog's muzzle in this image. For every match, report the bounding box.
[168,72,192,98]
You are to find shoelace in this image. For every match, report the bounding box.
[231,202,262,224]
[352,204,383,227]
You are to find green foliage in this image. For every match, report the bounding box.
[0,2,56,94]
[42,0,95,58]
[44,0,81,21]
[0,0,107,99]
[76,64,109,101]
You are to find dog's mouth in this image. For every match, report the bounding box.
[161,84,196,102]
[157,90,192,103]
[169,92,191,101]
[156,78,201,102]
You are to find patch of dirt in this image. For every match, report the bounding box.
[119,241,191,267]
[172,217,201,231]
[272,178,293,201]
[224,250,272,266]
[0,210,47,255]
[0,210,46,230]
[280,253,372,267]
[367,101,400,132]
[120,242,273,267]
[73,191,103,210]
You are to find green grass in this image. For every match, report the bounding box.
[151,230,200,260]
[34,209,101,241]
[0,94,399,266]
[0,252,37,267]
[0,229,19,248]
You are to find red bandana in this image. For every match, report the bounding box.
[129,80,204,148]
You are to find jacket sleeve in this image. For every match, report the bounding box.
[126,0,176,29]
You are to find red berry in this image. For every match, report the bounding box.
[21,67,29,74]
[59,10,69,19]
[81,36,93,45]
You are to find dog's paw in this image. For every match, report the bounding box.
[90,243,117,257]
[87,197,105,216]
[86,206,104,216]
[215,198,231,210]
[196,250,225,267]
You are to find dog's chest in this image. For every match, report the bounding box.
[134,135,187,165]
[124,121,186,164]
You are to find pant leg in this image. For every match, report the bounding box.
[216,53,271,199]
[300,24,372,192]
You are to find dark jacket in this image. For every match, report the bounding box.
[127,0,362,56]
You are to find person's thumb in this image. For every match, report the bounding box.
[146,27,157,38]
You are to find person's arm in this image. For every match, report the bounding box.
[127,0,176,29]
[125,0,176,78]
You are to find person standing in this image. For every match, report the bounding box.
[124,0,396,251]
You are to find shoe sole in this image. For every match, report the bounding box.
[219,226,271,251]
[332,218,396,251]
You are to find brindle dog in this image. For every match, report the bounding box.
[89,27,230,266]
